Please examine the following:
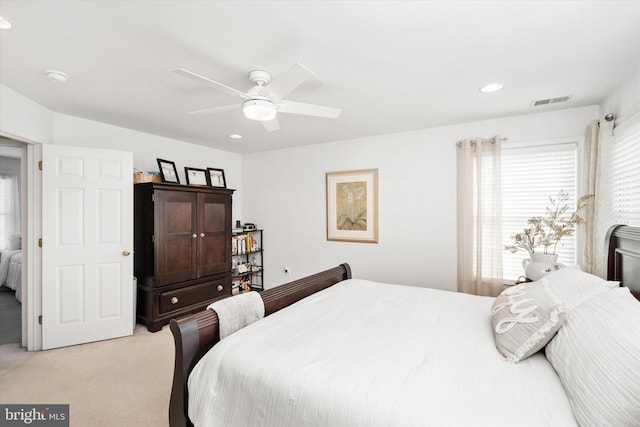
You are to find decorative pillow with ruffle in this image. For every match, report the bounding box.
[492,282,565,363]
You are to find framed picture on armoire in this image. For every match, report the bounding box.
[157,158,180,184]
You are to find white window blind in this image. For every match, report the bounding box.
[501,141,578,281]
[612,119,640,226]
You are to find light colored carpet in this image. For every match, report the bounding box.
[0,324,174,427]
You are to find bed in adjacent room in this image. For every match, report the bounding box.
[169,225,640,427]
[0,235,22,303]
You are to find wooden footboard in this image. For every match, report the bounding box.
[169,263,352,427]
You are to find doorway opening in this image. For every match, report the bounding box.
[0,137,25,345]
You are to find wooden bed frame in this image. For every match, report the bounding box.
[169,224,640,427]
[605,224,640,299]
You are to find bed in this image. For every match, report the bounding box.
[0,248,22,303]
[169,225,640,427]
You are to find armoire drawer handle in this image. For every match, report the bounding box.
[171,297,179,304]
[217,285,223,292]
[192,234,197,239]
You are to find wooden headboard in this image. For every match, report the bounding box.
[605,224,640,300]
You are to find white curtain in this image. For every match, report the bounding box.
[0,170,21,249]
[583,119,614,277]
[456,136,503,296]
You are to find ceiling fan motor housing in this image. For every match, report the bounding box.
[249,70,271,86]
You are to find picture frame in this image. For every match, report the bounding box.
[157,158,180,184]
[207,168,227,188]
[326,168,378,243]
[184,167,210,186]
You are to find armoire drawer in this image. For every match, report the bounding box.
[159,278,229,314]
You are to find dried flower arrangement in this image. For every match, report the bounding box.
[504,191,593,255]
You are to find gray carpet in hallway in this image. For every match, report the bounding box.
[0,287,21,345]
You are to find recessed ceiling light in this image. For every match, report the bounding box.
[45,70,70,83]
[229,134,242,139]
[479,83,504,93]
[0,16,12,30]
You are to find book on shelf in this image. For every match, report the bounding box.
[232,234,259,255]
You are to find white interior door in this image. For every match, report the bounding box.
[41,144,133,350]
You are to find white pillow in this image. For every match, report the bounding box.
[8,234,21,250]
[539,266,618,310]
[491,282,565,363]
[545,287,640,427]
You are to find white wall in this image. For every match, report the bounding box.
[0,88,243,218]
[52,113,243,219]
[0,84,53,144]
[600,67,640,124]
[242,105,600,291]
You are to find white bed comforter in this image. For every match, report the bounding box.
[188,279,577,427]
[0,249,21,302]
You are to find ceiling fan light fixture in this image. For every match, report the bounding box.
[243,99,277,121]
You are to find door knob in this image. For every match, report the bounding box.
[192,234,197,239]
[122,250,131,256]
[200,233,205,237]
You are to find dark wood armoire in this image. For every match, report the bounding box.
[134,182,234,331]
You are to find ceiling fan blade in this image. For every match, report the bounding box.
[277,100,342,119]
[186,104,241,115]
[262,117,280,132]
[173,68,249,100]
[266,63,314,101]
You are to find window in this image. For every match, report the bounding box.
[611,119,640,226]
[500,140,579,281]
[0,166,21,250]
[0,172,19,249]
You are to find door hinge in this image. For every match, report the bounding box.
[38,161,42,171]
[38,315,42,325]
[38,238,42,247]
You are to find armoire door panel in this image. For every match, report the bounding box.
[199,193,231,276]
[199,233,228,277]
[202,202,225,232]
[155,190,197,285]
[165,201,194,234]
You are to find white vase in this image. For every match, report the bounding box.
[522,253,564,281]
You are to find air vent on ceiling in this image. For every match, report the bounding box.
[531,96,571,107]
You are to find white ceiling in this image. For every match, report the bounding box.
[1,1,639,154]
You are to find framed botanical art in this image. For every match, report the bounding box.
[326,168,378,243]
[157,158,180,184]
[184,167,210,186]
[207,168,227,188]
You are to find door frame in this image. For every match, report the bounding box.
[1,130,43,351]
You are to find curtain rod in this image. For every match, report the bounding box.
[456,136,508,147]
[597,113,616,128]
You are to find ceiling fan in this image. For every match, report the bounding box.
[173,63,341,132]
